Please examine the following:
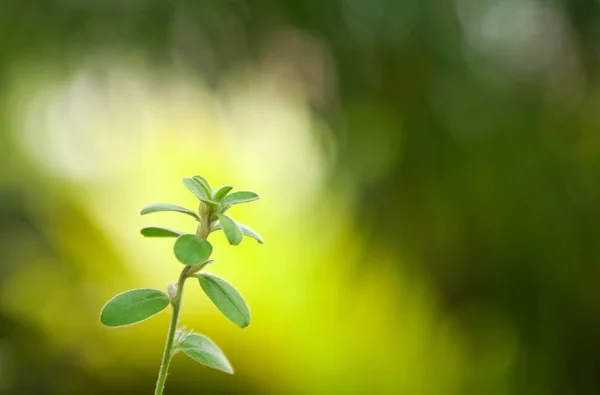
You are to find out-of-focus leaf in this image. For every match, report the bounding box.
[100,289,170,327]
[197,273,251,328]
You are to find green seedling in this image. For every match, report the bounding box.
[99,175,263,395]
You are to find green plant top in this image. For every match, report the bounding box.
[99,175,263,394]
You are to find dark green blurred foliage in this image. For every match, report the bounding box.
[0,0,599,394]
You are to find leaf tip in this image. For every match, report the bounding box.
[239,320,250,329]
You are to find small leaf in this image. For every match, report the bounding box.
[140,203,199,221]
[182,178,220,208]
[223,191,260,205]
[239,223,264,244]
[200,199,221,210]
[179,333,233,374]
[193,175,212,196]
[174,234,213,265]
[212,185,234,202]
[182,178,209,200]
[211,222,264,244]
[141,227,184,238]
[100,288,170,327]
[174,327,194,346]
[217,214,243,245]
[197,273,251,328]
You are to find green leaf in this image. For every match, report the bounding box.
[179,333,233,374]
[173,234,213,265]
[212,185,234,202]
[141,227,184,238]
[192,175,212,196]
[182,178,220,208]
[239,223,264,244]
[201,199,221,210]
[100,288,170,327]
[223,191,260,205]
[182,178,209,200]
[140,203,199,221]
[197,273,251,328]
[211,222,264,244]
[217,214,243,245]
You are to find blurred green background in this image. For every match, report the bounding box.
[1,0,599,394]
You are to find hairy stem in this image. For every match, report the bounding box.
[154,208,211,395]
[154,269,186,395]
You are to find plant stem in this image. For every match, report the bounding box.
[154,209,211,395]
[154,269,187,395]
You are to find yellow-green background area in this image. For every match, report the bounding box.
[0,1,599,394]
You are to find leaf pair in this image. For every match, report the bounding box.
[99,289,233,374]
[99,273,248,374]
[100,274,250,329]
[182,176,259,208]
